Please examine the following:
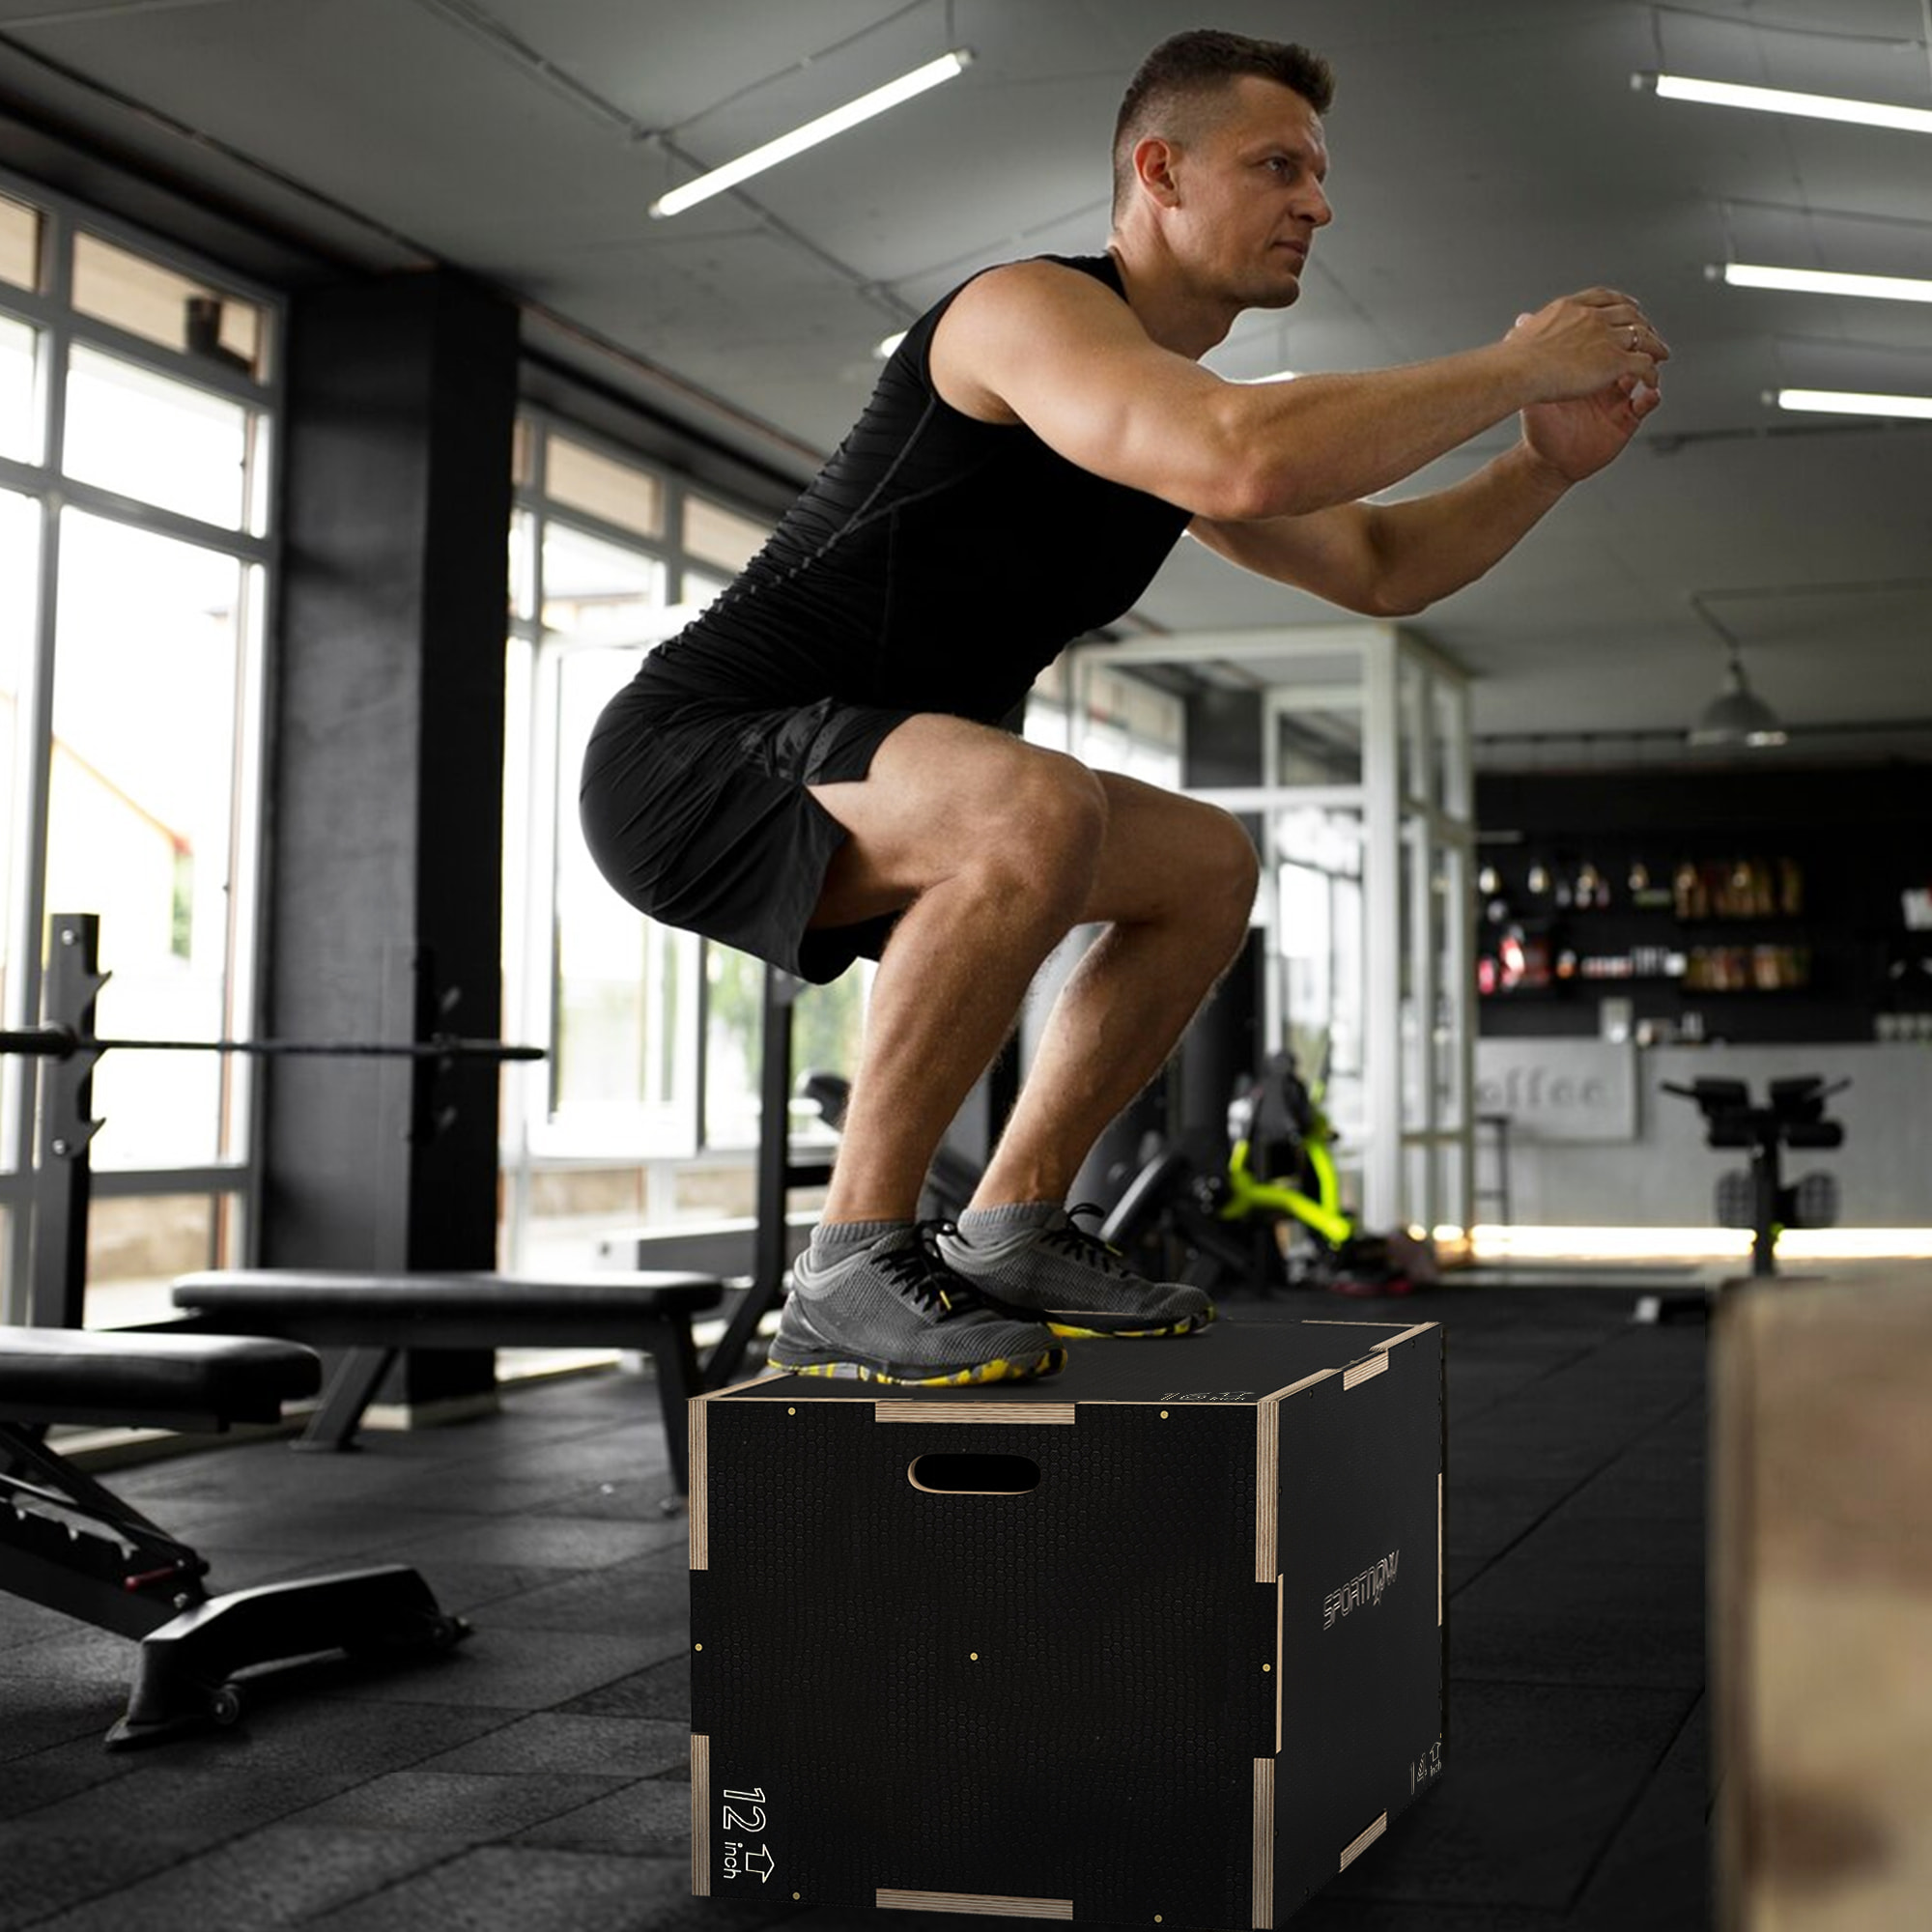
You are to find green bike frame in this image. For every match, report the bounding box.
[1220,1132,1355,1250]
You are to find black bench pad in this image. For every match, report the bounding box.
[169,1269,727,1486]
[0,1326,321,1431]
[170,1270,724,1350]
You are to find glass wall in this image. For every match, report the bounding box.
[1398,647,1475,1236]
[1264,676,1370,1165]
[1065,626,1474,1236]
[0,173,278,1325]
[1028,656,1185,787]
[498,415,868,1272]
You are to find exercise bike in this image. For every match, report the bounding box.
[1101,1051,1434,1297]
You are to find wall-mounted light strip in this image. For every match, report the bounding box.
[651,49,973,218]
[1772,387,1932,420]
[1471,1224,1932,1262]
[1717,262,1932,303]
[1634,71,1932,133]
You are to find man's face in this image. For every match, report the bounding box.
[1159,75,1332,309]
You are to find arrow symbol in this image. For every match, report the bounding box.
[744,1845,776,1883]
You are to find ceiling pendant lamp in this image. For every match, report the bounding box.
[1689,648,1788,749]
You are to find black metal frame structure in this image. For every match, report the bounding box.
[0,1327,467,1748]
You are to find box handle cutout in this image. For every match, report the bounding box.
[908,1452,1040,1494]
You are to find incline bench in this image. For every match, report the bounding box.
[170,1269,726,1495]
[0,1324,466,1748]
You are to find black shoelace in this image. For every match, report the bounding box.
[1039,1203,1135,1280]
[872,1219,982,1319]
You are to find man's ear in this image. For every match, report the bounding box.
[1132,134,1182,208]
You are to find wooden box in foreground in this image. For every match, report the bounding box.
[1711,1271,1932,1931]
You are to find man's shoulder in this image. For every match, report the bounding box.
[943,253,1136,335]
[964,252,1121,298]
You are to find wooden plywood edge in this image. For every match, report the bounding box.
[1338,1812,1387,1872]
[1255,1397,1281,1580]
[1252,1756,1276,1929]
[691,1370,787,1572]
[688,1396,708,1571]
[691,1733,710,1895]
[877,1889,1072,1917]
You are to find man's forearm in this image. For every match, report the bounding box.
[1216,343,1544,520]
[1363,440,1572,613]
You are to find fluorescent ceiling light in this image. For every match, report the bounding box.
[1773,387,1932,420]
[1634,71,1932,134]
[651,49,973,218]
[1719,262,1932,303]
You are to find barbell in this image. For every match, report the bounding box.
[0,1025,545,1064]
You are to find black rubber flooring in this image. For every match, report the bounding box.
[0,1280,1711,1930]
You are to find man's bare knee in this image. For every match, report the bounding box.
[1080,773,1262,937]
[968,752,1108,913]
[1201,805,1262,928]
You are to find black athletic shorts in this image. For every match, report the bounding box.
[579,684,913,984]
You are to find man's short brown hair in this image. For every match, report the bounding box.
[1113,29,1335,219]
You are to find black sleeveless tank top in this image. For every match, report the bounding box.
[631,253,1193,724]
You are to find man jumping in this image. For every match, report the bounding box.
[581,29,1666,1385]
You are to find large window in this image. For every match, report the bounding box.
[0,177,278,1325]
[500,416,867,1272]
[1026,657,1185,788]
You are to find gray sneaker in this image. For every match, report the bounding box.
[768,1222,1067,1386]
[938,1205,1216,1339]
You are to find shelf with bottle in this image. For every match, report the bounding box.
[1478,939,1812,998]
[1667,855,1804,922]
[1682,944,1812,993]
[1475,851,1806,924]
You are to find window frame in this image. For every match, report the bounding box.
[501,406,782,1187]
[0,164,285,1323]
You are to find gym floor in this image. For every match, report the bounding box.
[0,1278,1711,1932]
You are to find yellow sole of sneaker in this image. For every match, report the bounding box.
[1046,1307,1217,1340]
[764,1346,1067,1386]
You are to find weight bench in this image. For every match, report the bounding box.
[169,1269,726,1494]
[0,1324,466,1749]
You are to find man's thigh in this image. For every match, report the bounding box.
[807,712,1098,929]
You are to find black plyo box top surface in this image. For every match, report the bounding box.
[713,1309,1388,1406]
[690,1314,1445,1928]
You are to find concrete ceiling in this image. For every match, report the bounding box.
[0,0,1927,768]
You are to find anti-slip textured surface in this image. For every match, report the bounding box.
[696,1401,1271,1925]
[723,1308,1412,1406]
[1273,1337,1446,1918]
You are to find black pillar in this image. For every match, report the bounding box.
[1174,685,1266,1148]
[261,270,518,1407]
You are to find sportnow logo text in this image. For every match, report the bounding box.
[1323,1551,1399,1629]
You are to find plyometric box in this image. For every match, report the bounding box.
[687,1314,1446,1929]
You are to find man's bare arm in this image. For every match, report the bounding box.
[1190,327,1664,615]
[1188,440,1576,617]
[930,262,1664,524]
